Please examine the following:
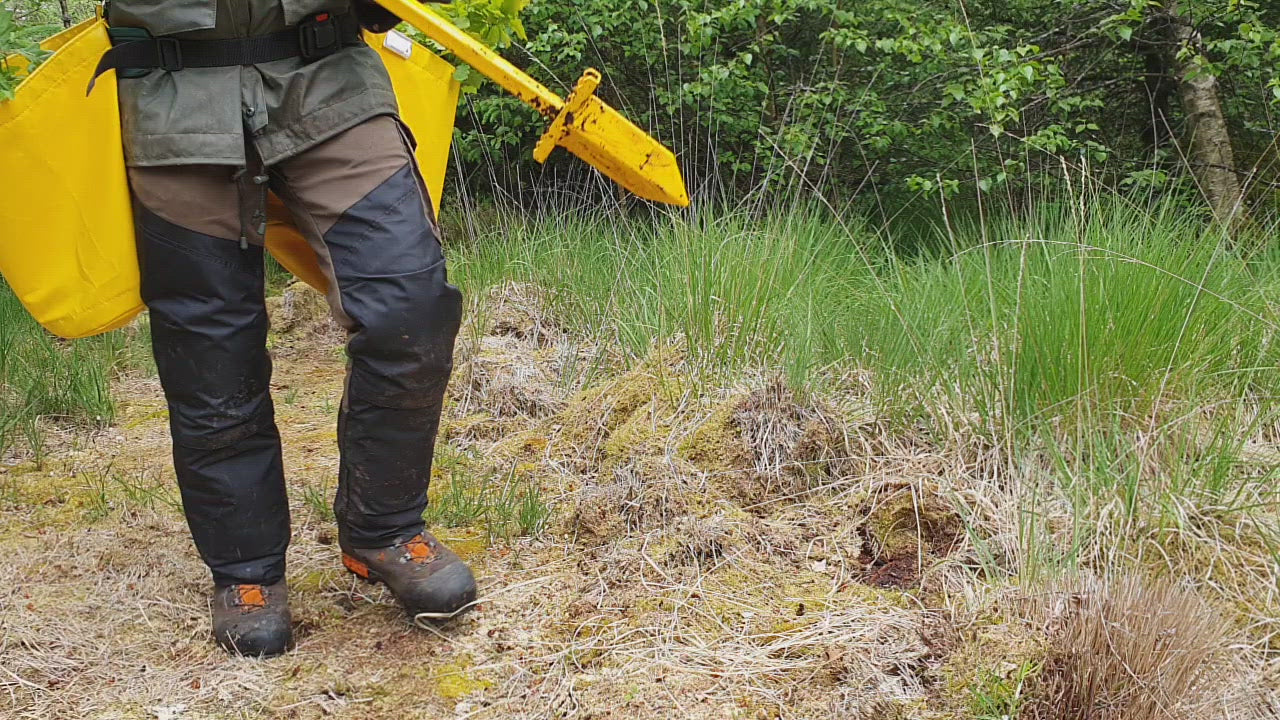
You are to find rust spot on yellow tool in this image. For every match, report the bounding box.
[374,0,690,207]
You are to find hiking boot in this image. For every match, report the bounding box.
[211,581,292,657]
[342,533,477,619]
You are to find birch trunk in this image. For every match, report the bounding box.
[1166,0,1245,228]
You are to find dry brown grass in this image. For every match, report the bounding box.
[1028,575,1256,720]
[265,281,344,356]
[3,283,1280,718]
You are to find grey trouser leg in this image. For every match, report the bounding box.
[130,115,460,585]
[130,164,289,587]
[270,116,463,549]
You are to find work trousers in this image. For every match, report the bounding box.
[128,116,462,587]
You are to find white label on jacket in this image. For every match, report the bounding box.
[384,30,414,60]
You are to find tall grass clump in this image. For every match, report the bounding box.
[0,283,145,455]
[448,194,1280,598]
[450,196,1280,431]
[1028,575,1239,720]
[451,205,884,384]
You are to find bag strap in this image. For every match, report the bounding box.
[88,12,363,94]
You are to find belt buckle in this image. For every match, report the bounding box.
[299,12,340,61]
[155,37,184,72]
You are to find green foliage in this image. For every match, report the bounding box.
[970,660,1039,719]
[0,3,54,100]
[445,0,1278,209]
[400,0,529,92]
[449,193,1280,436]
[300,473,337,522]
[443,193,1280,582]
[6,0,1277,210]
[426,451,550,542]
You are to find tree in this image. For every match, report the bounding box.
[1163,0,1246,226]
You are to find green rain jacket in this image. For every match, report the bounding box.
[107,0,398,167]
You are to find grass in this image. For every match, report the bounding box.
[82,467,180,522]
[970,660,1038,720]
[0,283,149,459]
[446,192,1280,605]
[4,190,1276,562]
[427,448,551,542]
[3,189,1279,717]
[300,472,337,522]
[449,198,1280,428]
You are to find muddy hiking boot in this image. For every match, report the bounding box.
[211,581,292,657]
[342,533,477,619]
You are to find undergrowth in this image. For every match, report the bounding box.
[0,285,150,459]
[447,192,1280,621]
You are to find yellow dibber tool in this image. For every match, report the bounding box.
[374,0,690,207]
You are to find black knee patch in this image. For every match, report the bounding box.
[136,206,274,449]
[319,164,463,409]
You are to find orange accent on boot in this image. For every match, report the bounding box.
[342,553,370,578]
[236,585,267,610]
[405,535,438,563]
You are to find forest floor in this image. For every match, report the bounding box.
[2,280,1278,720]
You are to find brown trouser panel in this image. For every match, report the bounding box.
[130,116,462,586]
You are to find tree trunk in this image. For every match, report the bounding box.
[1165,0,1245,228]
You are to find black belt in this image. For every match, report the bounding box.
[88,11,364,93]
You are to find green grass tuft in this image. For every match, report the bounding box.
[0,283,149,458]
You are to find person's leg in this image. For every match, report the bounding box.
[130,165,292,654]
[270,115,474,617]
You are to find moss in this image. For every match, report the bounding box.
[935,615,1048,715]
[435,669,492,700]
[292,569,341,593]
[842,582,915,610]
[0,472,110,529]
[678,401,752,474]
[441,411,502,443]
[554,345,687,451]
[488,429,554,460]
[520,435,550,453]
[1137,526,1279,631]
[390,654,492,701]
[602,400,673,467]
[863,487,962,560]
[442,531,489,561]
[676,566,835,633]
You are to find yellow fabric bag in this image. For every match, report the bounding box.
[0,17,458,339]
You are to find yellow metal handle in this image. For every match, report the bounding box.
[372,0,563,120]
[532,69,599,163]
[371,0,691,206]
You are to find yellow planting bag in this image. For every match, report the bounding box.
[0,17,458,339]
